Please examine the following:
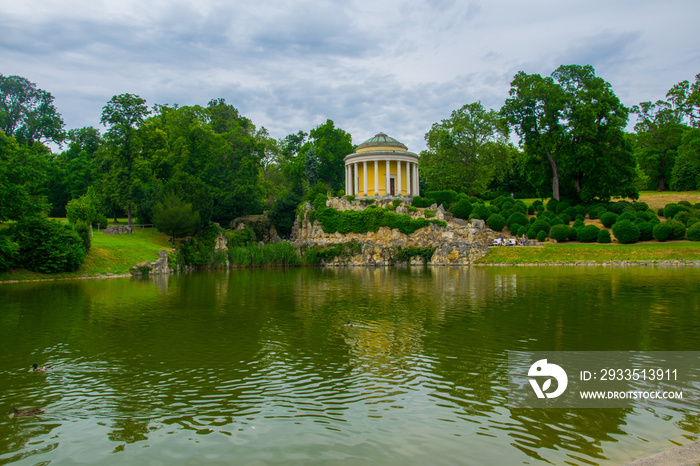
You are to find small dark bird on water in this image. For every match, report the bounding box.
[8,407,44,417]
[31,363,47,372]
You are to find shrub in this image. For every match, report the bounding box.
[509,223,522,235]
[612,220,641,244]
[546,198,559,212]
[153,193,201,244]
[487,214,506,231]
[473,205,492,220]
[424,209,435,218]
[269,191,302,238]
[527,228,537,239]
[575,214,585,222]
[576,224,600,243]
[226,227,255,248]
[572,219,585,229]
[652,222,673,242]
[530,219,551,235]
[674,211,691,225]
[425,190,458,208]
[549,224,572,242]
[392,199,403,208]
[558,213,571,225]
[74,220,91,252]
[597,229,611,243]
[688,223,700,241]
[663,203,689,219]
[638,222,654,241]
[536,230,547,242]
[517,225,528,236]
[549,217,563,226]
[632,201,649,212]
[10,215,85,273]
[667,219,687,240]
[555,201,571,215]
[527,205,535,215]
[507,212,529,229]
[345,195,355,202]
[600,212,619,228]
[0,233,18,272]
[452,199,473,220]
[618,211,636,222]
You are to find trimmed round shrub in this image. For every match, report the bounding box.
[597,229,611,243]
[527,205,535,215]
[667,219,687,240]
[531,219,551,235]
[549,217,563,227]
[510,223,522,235]
[529,216,537,225]
[618,211,636,222]
[657,208,665,217]
[688,217,700,228]
[567,227,578,241]
[74,220,91,252]
[536,230,547,242]
[632,201,649,212]
[612,219,641,244]
[507,212,529,229]
[607,202,627,214]
[575,214,585,222]
[546,198,559,212]
[576,224,600,243]
[572,219,585,229]
[526,228,537,239]
[674,211,691,225]
[536,204,545,213]
[487,214,506,231]
[638,222,654,241]
[517,225,528,236]
[473,205,492,220]
[679,200,692,207]
[549,224,572,242]
[452,199,473,220]
[558,213,571,225]
[688,223,700,241]
[652,222,673,242]
[600,212,619,228]
[555,201,571,215]
[663,203,689,219]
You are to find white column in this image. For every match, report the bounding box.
[362,161,368,196]
[345,164,350,195]
[374,161,379,197]
[397,160,402,196]
[353,162,359,196]
[413,163,419,195]
[406,162,413,196]
[385,160,390,196]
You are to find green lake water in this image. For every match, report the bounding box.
[1,266,699,465]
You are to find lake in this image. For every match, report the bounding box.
[1,266,699,465]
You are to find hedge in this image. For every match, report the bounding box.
[315,205,447,235]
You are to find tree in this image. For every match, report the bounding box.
[307,120,353,194]
[667,73,700,127]
[0,74,65,145]
[670,128,700,190]
[100,93,151,226]
[504,65,637,201]
[0,131,50,221]
[420,102,509,194]
[503,71,567,200]
[152,193,200,244]
[631,100,685,191]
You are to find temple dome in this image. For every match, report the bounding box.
[356,132,408,152]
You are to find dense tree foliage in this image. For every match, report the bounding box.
[420,102,511,195]
[503,65,637,202]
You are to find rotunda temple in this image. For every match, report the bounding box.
[344,132,419,197]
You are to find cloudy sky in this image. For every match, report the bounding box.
[2,0,698,152]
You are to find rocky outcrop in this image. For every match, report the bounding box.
[130,250,174,276]
[103,225,132,235]
[290,200,521,266]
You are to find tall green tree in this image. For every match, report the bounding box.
[631,100,685,191]
[420,102,509,194]
[504,65,637,201]
[100,93,151,226]
[152,192,200,245]
[667,73,700,127]
[307,120,353,194]
[0,74,65,145]
[0,131,50,221]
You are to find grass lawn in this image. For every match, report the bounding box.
[477,241,700,264]
[0,228,172,282]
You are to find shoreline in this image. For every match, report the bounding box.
[3,259,700,284]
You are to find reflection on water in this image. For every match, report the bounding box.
[1,267,699,464]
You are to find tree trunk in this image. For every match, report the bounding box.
[546,150,560,200]
[658,150,667,191]
[127,205,133,227]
